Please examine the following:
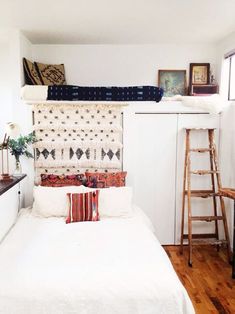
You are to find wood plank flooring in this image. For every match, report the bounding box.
[163,245,235,314]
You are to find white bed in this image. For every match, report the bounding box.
[0,206,194,314]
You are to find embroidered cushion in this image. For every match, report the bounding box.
[85,171,127,188]
[34,62,66,85]
[23,58,42,85]
[66,191,99,223]
[41,174,85,187]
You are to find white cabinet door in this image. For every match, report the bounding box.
[0,184,19,242]
[132,114,178,244]
[175,114,220,244]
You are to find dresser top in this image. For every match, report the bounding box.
[0,174,27,196]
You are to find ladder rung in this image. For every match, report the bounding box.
[185,128,216,131]
[191,239,227,246]
[190,170,219,175]
[191,215,223,222]
[185,190,220,198]
[190,148,213,153]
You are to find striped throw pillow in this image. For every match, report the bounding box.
[66,191,99,223]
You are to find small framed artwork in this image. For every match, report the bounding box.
[158,70,187,97]
[189,63,210,86]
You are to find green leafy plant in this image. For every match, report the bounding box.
[8,132,37,163]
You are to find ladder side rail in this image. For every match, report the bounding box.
[186,130,193,266]
[208,130,219,241]
[210,130,232,261]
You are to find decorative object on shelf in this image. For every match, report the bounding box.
[0,134,11,181]
[8,132,36,176]
[210,73,216,85]
[189,63,219,96]
[0,122,21,181]
[5,122,21,139]
[191,84,219,96]
[158,70,187,97]
[189,63,210,85]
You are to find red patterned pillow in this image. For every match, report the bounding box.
[41,174,85,187]
[66,191,99,223]
[85,171,127,188]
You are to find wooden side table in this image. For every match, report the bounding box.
[219,188,235,279]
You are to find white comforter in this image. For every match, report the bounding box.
[0,207,194,314]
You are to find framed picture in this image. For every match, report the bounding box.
[189,63,210,86]
[158,70,187,97]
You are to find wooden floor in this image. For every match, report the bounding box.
[164,245,235,314]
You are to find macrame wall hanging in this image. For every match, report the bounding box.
[32,103,125,183]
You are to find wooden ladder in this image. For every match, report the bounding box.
[180,128,231,266]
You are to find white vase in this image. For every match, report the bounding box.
[14,159,22,176]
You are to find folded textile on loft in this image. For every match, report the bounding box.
[48,85,164,102]
[163,94,227,114]
[21,85,164,102]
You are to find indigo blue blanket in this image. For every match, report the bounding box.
[48,85,163,102]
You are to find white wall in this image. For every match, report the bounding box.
[32,43,217,86]
[217,32,235,186]
[0,39,13,178]
[0,31,34,206]
[14,31,34,206]
[216,32,235,247]
[217,31,235,91]
[0,41,12,139]
[10,30,33,133]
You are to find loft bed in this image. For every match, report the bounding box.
[21,84,225,114]
[21,83,164,183]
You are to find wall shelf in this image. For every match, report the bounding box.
[0,174,27,196]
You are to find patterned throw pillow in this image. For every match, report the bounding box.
[34,62,66,85]
[23,58,42,85]
[85,171,127,188]
[66,191,99,223]
[41,174,85,187]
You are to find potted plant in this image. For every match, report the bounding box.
[8,132,37,175]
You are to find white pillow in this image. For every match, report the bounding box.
[98,187,133,218]
[32,185,87,218]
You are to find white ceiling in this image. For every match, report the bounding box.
[0,0,235,44]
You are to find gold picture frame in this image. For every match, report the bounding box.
[158,70,187,97]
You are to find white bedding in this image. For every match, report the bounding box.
[0,207,194,314]
[21,85,48,102]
